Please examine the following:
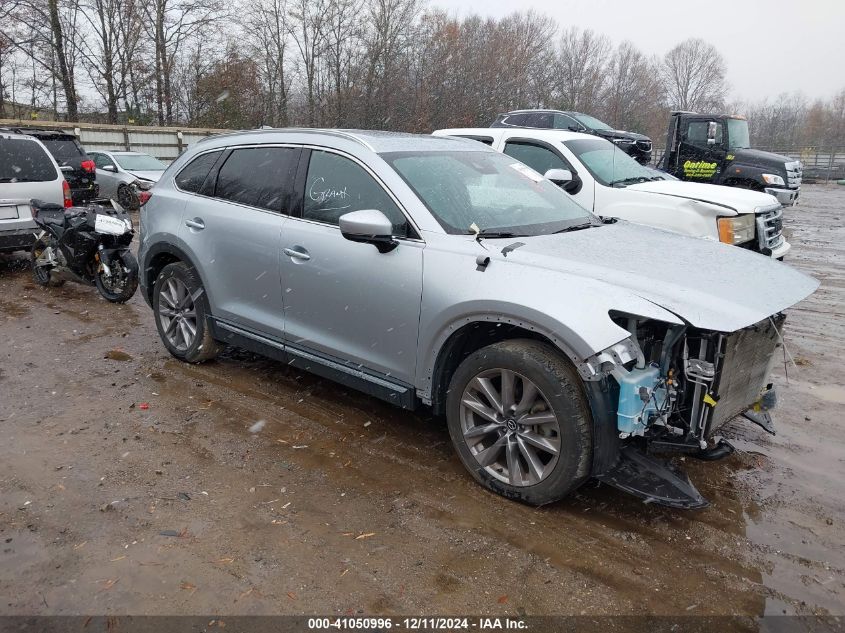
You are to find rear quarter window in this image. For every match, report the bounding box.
[175,150,223,194]
[0,138,59,182]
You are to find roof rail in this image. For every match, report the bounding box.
[194,127,375,151]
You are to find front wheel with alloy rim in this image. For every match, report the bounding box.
[30,239,65,287]
[445,339,593,505]
[95,252,138,302]
[152,262,218,363]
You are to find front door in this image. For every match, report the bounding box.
[90,152,120,199]
[178,145,300,336]
[501,138,594,212]
[280,148,423,386]
[676,118,726,183]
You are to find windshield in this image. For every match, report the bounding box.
[572,113,612,131]
[0,138,58,182]
[727,118,750,150]
[115,154,167,171]
[382,150,592,236]
[564,138,665,187]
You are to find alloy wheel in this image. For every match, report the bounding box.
[459,369,561,486]
[158,277,198,351]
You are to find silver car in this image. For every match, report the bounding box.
[138,129,817,508]
[87,150,166,208]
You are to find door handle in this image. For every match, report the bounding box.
[185,218,205,230]
[283,247,310,261]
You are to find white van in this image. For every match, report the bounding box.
[0,131,69,253]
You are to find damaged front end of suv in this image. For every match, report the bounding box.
[579,313,788,508]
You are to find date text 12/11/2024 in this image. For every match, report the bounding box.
[307,617,528,630]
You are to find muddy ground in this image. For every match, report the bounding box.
[1,185,843,620]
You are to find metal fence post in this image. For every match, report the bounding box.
[828,149,835,183]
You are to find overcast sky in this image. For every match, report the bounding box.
[442,0,845,103]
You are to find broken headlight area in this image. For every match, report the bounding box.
[589,313,784,446]
[581,314,785,508]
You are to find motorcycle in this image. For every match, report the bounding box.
[30,199,138,303]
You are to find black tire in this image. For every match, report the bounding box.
[445,339,592,506]
[30,239,65,287]
[152,262,218,363]
[95,251,138,303]
[117,184,139,211]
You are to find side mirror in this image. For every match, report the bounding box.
[544,168,573,184]
[339,209,398,253]
[707,122,718,145]
[102,164,116,172]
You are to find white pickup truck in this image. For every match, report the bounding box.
[432,127,789,259]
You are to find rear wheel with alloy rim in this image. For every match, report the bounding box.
[153,262,218,362]
[445,339,592,505]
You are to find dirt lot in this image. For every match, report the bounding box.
[1,185,843,619]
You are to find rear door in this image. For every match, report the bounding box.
[178,145,300,336]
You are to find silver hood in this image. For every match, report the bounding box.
[128,170,164,182]
[503,221,817,333]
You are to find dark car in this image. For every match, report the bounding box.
[491,110,653,165]
[5,128,98,204]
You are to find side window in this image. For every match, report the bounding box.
[176,150,222,194]
[686,121,722,146]
[529,112,553,128]
[214,147,298,212]
[503,142,572,176]
[553,114,579,130]
[303,150,408,236]
[503,114,528,127]
[92,153,113,169]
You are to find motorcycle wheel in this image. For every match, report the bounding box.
[30,239,65,287]
[95,251,138,303]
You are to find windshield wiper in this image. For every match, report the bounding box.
[552,222,596,234]
[608,176,649,187]
[472,229,524,239]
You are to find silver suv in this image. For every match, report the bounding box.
[139,129,817,508]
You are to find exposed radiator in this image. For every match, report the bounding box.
[707,317,783,433]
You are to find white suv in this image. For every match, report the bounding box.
[434,127,789,259]
[0,131,69,253]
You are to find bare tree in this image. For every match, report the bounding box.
[1,0,81,119]
[323,0,363,126]
[661,38,727,111]
[553,27,610,113]
[602,42,664,137]
[141,0,225,124]
[287,0,329,126]
[242,0,291,126]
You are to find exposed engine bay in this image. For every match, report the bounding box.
[582,313,786,508]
